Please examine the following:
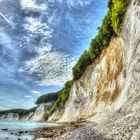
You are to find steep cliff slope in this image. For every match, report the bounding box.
[49,0,140,138]
[30,103,53,121]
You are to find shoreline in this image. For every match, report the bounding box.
[0,120,88,140]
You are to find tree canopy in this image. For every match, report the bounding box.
[35,92,60,105]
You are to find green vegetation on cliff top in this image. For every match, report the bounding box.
[73,0,130,80]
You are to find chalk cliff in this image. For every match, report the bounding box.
[49,0,140,139]
[0,103,53,121]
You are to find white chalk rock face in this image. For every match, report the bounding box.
[30,103,52,121]
[0,112,31,121]
[49,0,140,139]
[1,113,20,120]
[0,103,53,121]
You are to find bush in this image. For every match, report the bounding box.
[45,80,73,119]
[73,50,92,80]
[35,92,59,105]
[59,80,73,104]
[110,0,130,34]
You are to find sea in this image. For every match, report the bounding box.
[0,120,55,140]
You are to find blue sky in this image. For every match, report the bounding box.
[0,0,108,110]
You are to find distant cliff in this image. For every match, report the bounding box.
[0,103,54,121]
[0,92,59,121]
[48,0,140,139]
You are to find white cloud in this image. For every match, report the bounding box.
[31,90,41,94]
[25,95,32,98]
[25,45,77,86]
[24,17,53,38]
[20,0,47,12]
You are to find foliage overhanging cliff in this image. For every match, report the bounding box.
[73,0,130,80]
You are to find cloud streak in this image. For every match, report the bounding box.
[24,17,53,38]
[21,0,78,87]
[25,45,77,86]
[0,12,11,24]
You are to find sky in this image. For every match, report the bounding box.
[0,0,108,110]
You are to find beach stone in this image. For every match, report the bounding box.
[2,128,8,131]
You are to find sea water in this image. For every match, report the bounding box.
[0,120,55,140]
